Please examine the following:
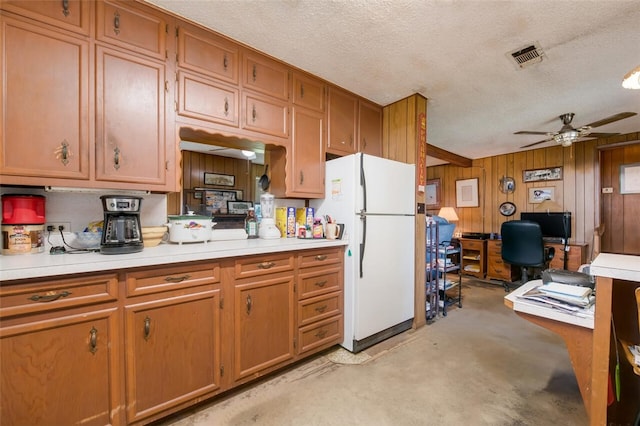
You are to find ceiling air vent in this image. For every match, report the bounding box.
[508,43,545,69]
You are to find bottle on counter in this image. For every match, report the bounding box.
[245,208,258,239]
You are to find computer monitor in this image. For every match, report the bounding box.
[520,211,572,240]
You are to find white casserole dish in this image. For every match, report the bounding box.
[166,215,216,244]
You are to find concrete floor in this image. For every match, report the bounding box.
[158,279,588,426]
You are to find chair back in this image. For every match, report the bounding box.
[501,220,546,267]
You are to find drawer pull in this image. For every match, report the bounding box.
[246,295,252,314]
[143,316,151,341]
[113,11,120,35]
[314,255,328,261]
[314,280,327,288]
[315,305,328,313]
[164,274,191,283]
[223,54,228,71]
[29,290,71,302]
[113,147,121,170]
[89,327,98,354]
[257,261,276,269]
[315,329,328,339]
[62,0,70,17]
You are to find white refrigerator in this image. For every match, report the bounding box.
[311,153,415,352]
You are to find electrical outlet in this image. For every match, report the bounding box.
[46,222,71,232]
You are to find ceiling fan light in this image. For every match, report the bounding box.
[622,65,640,89]
[554,130,578,147]
[241,150,256,160]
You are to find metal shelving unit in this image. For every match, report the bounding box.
[426,222,462,320]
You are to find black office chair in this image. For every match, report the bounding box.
[500,220,555,292]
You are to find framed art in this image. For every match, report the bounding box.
[523,166,563,183]
[528,187,554,203]
[227,200,253,214]
[425,178,441,208]
[620,162,640,194]
[204,172,235,187]
[499,176,515,194]
[456,178,479,207]
[499,201,516,217]
[204,190,238,214]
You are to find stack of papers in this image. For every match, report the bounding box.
[537,282,593,307]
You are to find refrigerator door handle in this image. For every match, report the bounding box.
[359,210,366,278]
[360,153,367,213]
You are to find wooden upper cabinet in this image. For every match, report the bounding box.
[0,16,90,181]
[327,86,358,155]
[177,21,239,85]
[96,0,166,60]
[1,0,92,36]
[359,100,382,157]
[95,45,166,186]
[177,71,239,127]
[241,91,289,139]
[290,106,325,197]
[242,50,290,101]
[292,72,325,112]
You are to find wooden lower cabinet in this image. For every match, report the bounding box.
[460,238,487,279]
[486,239,520,282]
[0,247,344,425]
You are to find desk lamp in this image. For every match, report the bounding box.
[438,207,459,223]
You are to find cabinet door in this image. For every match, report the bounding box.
[178,71,239,127]
[233,275,295,381]
[292,72,324,112]
[242,50,289,100]
[359,100,382,157]
[177,21,239,85]
[125,290,221,424]
[1,0,92,35]
[290,106,325,197]
[327,87,357,155]
[95,45,166,186]
[241,91,289,139]
[0,16,90,181]
[1,308,120,426]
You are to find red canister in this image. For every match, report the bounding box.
[1,194,46,224]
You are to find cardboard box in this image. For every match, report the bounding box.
[276,207,296,238]
[296,207,315,228]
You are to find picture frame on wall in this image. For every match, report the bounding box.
[528,187,554,203]
[456,178,479,207]
[204,172,235,187]
[620,162,640,194]
[425,178,441,209]
[523,166,563,183]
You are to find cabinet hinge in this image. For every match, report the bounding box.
[175,71,179,82]
[220,365,224,377]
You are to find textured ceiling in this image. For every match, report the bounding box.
[146,0,640,162]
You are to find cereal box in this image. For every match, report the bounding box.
[296,207,315,229]
[276,207,296,238]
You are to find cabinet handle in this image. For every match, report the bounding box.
[315,329,328,339]
[113,11,120,35]
[314,255,328,261]
[363,138,367,149]
[29,290,71,302]
[55,140,71,166]
[61,0,70,17]
[143,316,151,340]
[257,261,276,269]
[252,105,257,122]
[89,327,98,354]
[299,171,304,185]
[349,134,353,146]
[252,64,257,82]
[315,305,328,313]
[224,98,229,116]
[164,274,190,283]
[246,295,252,314]
[113,147,120,170]
[223,54,228,71]
[314,280,327,288]
[300,84,304,98]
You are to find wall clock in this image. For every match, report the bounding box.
[499,201,517,217]
[499,176,515,194]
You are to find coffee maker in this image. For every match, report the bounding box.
[100,195,143,254]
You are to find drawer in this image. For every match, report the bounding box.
[298,267,342,299]
[297,315,343,355]
[298,248,342,269]
[0,273,118,318]
[487,261,511,280]
[97,0,167,60]
[462,239,484,250]
[234,253,295,279]
[126,262,221,297]
[487,240,502,256]
[298,291,342,327]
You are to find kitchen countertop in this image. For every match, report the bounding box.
[0,238,348,282]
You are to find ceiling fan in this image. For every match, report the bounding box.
[515,112,637,148]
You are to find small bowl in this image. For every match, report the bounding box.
[73,232,102,249]
[142,226,167,248]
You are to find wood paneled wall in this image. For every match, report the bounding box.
[426,132,639,256]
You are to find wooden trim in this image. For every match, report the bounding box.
[427,144,472,167]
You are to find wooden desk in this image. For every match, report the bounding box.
[505,253,640,425]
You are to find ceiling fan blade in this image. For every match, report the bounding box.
[520,138,552,148]
[584,112,637,128]
[585,132,620,138]
[514,131,549,135]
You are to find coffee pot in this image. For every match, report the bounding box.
[100,195,143,254]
